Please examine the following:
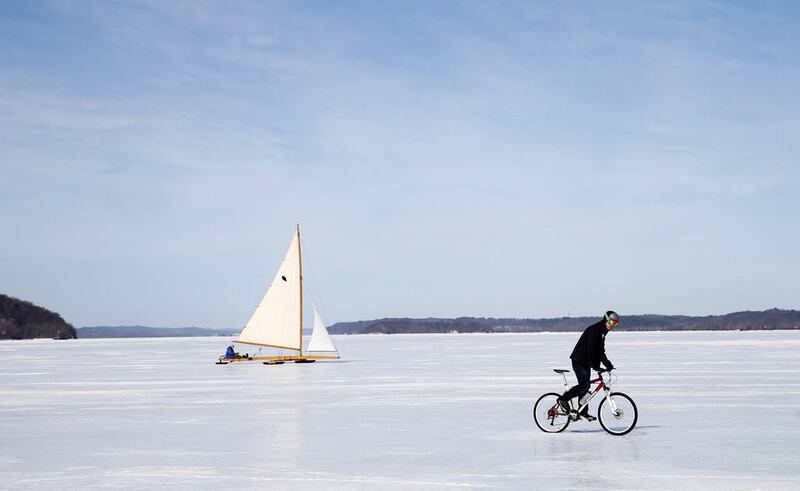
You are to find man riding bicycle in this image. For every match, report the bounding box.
[557,311,619,420]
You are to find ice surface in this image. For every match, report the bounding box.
[1,331,799,490]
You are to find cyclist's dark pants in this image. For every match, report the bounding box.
[561,360,590,402]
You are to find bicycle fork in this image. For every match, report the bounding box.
[603,387,622,416]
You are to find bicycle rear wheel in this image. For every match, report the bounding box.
[598,392,637,436]
[533,392,570,433]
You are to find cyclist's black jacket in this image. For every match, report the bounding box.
[570,320,613,371]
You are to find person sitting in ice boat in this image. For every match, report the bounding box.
[224,345,239,359]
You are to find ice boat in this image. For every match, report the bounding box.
[216,225,340,365]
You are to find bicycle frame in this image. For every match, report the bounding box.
[555,370,620,416]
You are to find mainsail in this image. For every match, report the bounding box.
[236,230,302,350]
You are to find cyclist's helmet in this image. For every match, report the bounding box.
[605,310,619,327]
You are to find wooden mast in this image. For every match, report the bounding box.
[297,224,303,356]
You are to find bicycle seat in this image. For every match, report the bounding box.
[553,369,570,374]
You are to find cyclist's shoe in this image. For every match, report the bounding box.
[579,407,596,421]
[557,398,570,413]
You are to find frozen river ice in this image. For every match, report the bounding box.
[1,330,799,490]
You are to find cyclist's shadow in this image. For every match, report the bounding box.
[569,425,661,434]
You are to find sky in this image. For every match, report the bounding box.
[1,1,799,328]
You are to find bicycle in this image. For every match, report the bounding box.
[533,368,638,436]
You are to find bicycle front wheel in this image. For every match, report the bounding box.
[598,392,638,436]
[533,392,570,433]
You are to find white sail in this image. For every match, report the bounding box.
[236,230,302,350]
[307,303,337,353]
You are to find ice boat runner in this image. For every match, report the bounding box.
[216,225,340,365]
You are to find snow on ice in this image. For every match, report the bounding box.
[1,331,799,490]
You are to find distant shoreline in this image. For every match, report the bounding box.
[76,326,238,339]
[73,309,800,338]
[327,309,800,335]
[2,328,799,342]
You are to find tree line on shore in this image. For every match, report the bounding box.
[327,309,800,334]
[0,294,76,340]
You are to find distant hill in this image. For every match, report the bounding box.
[77,326,238,338]
[0,294,77,340]
[328,308,800,334]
